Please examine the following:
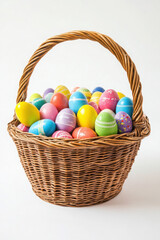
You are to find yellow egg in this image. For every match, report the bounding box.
[77,105,98,129]
[117,92,125,99]
[90,91,102,105]
[29,93,42,102]
[54,85,70,100]
[15,102,40,127]
[77,88,91,102]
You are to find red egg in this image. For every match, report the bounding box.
[72,127,97,139]
[50,92,68,112]
[99,89,119,111]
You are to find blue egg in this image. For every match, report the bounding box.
[69,92,88,114]
[29,119,56,136]
[116,97,133,118]
[92,87,105,94]
[32,98,46,110]
[44,92,54,103]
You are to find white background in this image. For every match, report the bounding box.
[1,0,160,239]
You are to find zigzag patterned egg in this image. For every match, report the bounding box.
[29,119,56,136]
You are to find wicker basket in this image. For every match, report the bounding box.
[8,30,150,207]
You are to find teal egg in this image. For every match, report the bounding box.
[44,92,54,103]
[29,119,56,136]
[116,97,133,118]
[95,112,118,136]
[69,91,88,114]
[32,98,46,110]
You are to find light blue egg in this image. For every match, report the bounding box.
[69,92,88,114]
[32,98,46,110]
[44,92,54,103]
[92,87,105,94]
[29,119,56,136]
[116,97,133,118]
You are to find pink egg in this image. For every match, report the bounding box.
[52,130,72,139]
[89,101,101,114]
[99,89,119,111]
[17,123,29,132]
[55,108,76,133]
[40,103,58,121]
[71,87,80,94]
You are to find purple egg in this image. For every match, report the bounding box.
[43,88,54,98]
[55,108,76,133]
[115,111,132,133]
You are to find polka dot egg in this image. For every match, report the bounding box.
[115,111,132,133]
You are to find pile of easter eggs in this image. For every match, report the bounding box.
[15,85,134,139]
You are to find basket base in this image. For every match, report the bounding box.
[32,187,123,207]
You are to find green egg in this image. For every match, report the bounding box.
[95,112,118,136]
[32,98,46,110]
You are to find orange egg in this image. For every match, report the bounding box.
[72,127,97,139]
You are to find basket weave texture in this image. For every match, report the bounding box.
[8,31,150,207]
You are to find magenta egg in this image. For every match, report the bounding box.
[17,123,29,132]
[89,101,101,114]
[55,108,76,133]
[99,89,119,111]
[52,130,72,139]
[40,103,58,121]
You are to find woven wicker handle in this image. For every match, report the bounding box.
[16,30,143,123]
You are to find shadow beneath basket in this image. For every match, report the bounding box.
[94,159,160,209]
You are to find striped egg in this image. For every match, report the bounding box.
[44,92,54,103]
[17,123,29,132]
[29,119,56,136]
[88,101,101,114]
[55,108,76,133]
[95,111,118,136]
[77,87,91,101]
[29,93,42,102]
[90,91,102,105]
[32,98,46,110]
[54,85,70,100]
[52,130,72,139]
[43,88,54,98]
[116,97,133,118]
[69,91,88,114]
[72,127,97,139]
[101,109,115,118]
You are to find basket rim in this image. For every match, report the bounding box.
[7,116,150,149]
